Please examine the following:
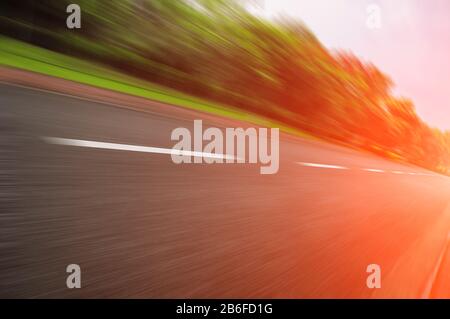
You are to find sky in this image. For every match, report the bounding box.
[255,0,450,130]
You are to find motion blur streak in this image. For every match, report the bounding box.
[1,0,450,175]
[42,137,237,160]
[1,82,450,298]
[2,0,450,299]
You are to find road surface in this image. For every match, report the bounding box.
[1,82,450,298]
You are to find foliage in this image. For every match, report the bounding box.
[1,0,449,173]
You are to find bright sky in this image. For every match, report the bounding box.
[260,0,450,130]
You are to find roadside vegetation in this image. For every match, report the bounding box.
[1,0,449,174]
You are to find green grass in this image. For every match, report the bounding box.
[0,36,311,138]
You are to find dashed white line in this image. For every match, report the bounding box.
[363,168,385,173]
[43,137,236,160]
[43,137,443,177]
[296,162,348,170]
[296,162,438,177]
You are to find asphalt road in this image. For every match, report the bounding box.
[1,83,450,298]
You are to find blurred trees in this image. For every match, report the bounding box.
[1,0,449,173]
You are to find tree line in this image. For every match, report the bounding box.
[1,0,449,173]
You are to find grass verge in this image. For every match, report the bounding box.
[0,36,310,138]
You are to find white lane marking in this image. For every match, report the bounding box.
[43,137,236,160]
[296,162,348,170]
[363,168,385,173]
[296,162,441,177]
[392,171,434,176]
[43,135,442,177]
[421,232,450,299]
